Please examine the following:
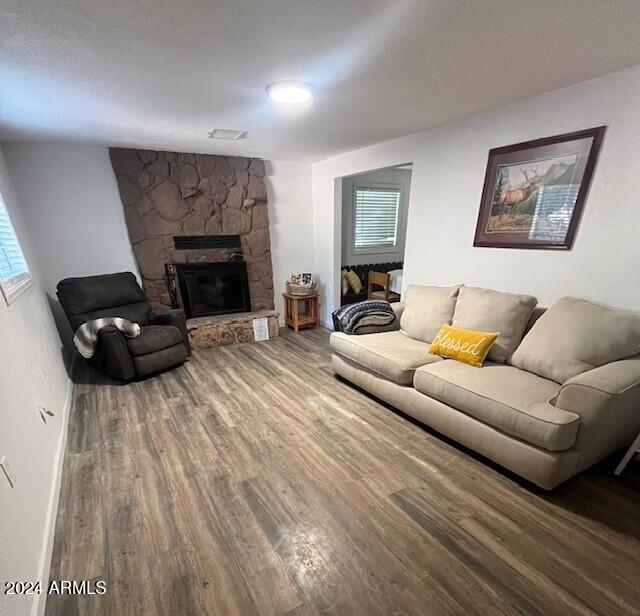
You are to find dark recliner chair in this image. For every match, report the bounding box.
[57,272,190,381]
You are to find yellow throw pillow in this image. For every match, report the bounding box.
[346,269,363,294]
[428,323,499,367]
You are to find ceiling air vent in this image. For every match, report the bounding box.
[207,128,247,140]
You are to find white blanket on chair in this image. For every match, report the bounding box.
[73,317,141,359]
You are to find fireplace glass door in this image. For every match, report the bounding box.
[176,262,250,318]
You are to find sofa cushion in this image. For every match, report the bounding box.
[400,284,462,343]
[127,325,184,357]
[413,361,579,451]
[511,297,640,383]
[330,330,442,385]
[452,286,537,363]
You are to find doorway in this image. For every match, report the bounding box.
[339,164,412,306]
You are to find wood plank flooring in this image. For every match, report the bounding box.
[46,328,640,615]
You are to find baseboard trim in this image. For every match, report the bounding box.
[31,355,76,616]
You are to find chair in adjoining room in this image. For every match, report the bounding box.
[367,270,401,303]
[57,271,190,381]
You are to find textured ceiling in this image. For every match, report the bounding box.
[1,0,640,161]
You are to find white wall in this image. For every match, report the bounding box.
[3,144,139,351]
[3,144,315,328]
[3,145,139,298]
[312,66,640,325]
[341,167,411,266]
[265,160,314,322]
[0,146,71,616]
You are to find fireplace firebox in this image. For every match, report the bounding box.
[174,262,251,319]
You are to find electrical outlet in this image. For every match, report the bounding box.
[0,456,16,488]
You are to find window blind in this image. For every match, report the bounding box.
[354,186,400,249]
[0,194,31,303]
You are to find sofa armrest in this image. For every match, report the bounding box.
[150,308,191,355]
[555,357,640,469]
[96,325,136,381]
[391,301,405,321]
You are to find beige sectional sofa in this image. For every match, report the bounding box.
[330,285,640,489]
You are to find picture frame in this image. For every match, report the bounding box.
[473,126,606,250]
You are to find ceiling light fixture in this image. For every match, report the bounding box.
[208,128,247,140]
[266,81,312,104]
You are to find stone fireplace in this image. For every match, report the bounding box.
[109,148,274,312]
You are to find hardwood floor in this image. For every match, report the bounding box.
[47,328,640,615]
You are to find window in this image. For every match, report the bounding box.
[354,186,401,251]
[0,194,32,304]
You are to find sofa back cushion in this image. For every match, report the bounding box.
[400,284,462,343]
[57,272,150,331]
[452,286,538,363]
[511,297,640,383]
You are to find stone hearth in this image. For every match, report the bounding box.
[187,310,279,349]
[109,148,274,312]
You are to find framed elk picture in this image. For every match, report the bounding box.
[474,126,605,249]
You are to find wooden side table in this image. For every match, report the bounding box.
[283,292,319,332]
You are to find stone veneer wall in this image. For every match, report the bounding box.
[109,148,274,311]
